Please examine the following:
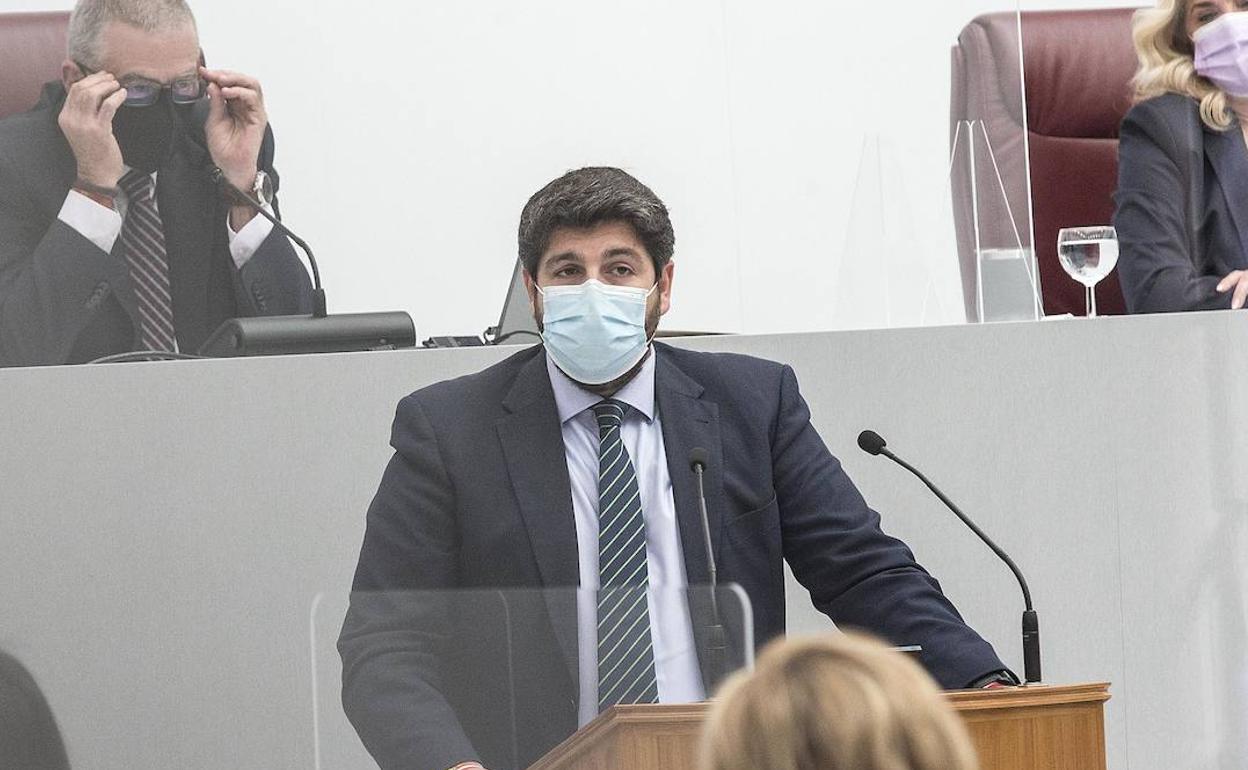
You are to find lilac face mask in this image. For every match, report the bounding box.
[1195,12,1248,98]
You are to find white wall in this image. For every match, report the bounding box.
[0,0,1140,337]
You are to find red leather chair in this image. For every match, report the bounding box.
[0,12,70,121]
[952,8,1138,318]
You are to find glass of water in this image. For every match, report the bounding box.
[1057,226,1119,317]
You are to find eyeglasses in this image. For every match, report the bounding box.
[76,62,206,108]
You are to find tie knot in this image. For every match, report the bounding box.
[593,400,627,434]
[119,170,154,201]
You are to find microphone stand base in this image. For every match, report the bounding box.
[198,311,417,357]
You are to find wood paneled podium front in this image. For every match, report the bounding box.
[527,683,1110,770]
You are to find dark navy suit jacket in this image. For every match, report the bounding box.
[339,343,1008,770]
[1115,93,1248,313]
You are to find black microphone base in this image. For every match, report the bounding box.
[703,622,729,693]
[198,311,416,357]
[1023,609,1042,684]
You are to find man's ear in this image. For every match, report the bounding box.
[523,268,546,320]
[522,269,537,308]
[523,268,546,331]
[61,59,84,89]
[658,260,675,316]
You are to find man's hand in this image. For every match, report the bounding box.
[202,67,268,192]
[1217,270,1248,309]
[58,72,127,188]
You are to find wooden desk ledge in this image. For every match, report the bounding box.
[528,685,1113,770]
[945,682,1112,712]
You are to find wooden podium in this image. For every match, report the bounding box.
[528,683,1110,770]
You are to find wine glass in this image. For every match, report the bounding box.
[1057,227,1119,317]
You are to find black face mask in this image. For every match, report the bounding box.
[112,98,180,174]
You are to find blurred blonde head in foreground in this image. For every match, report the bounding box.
[699,632,979,770]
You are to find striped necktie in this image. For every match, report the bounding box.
[118,170,176,352]
[593,399,659,711]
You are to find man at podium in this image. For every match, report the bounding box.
[340,167,1015,770]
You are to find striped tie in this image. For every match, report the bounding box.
[593,399,659,711]
[118,171,176,352]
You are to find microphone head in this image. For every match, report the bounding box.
[857,430,888,456]
[689,447,710,471]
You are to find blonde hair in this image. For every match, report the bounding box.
[699,633,979,770]
[1131,0,1232,131]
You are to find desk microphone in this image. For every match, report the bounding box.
[857,430,1041,684]
[689,447,728,690]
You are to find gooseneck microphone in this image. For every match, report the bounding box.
[209,166,326,318]
[857,430,1041,684]
[184,160,416,358]
[689,448,718,593]
[689,447,727,690]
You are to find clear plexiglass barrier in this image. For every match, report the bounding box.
[948,4,1039,324]
[315,587,754,770]
[833,2,1037,331]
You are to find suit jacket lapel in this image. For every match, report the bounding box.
[496,350,581,686]
[1204,125,1248,267]
[655,347,724,595]
[655,346,728,691]
[497,351,579,588]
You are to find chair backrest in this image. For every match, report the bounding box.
[0,12,71,121]
[952,8,1138,318]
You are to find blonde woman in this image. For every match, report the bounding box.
[1115,0,1248,313]
[699,633,979,770]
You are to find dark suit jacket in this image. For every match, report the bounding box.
[0,82,313,367]
[339,343,1009,770]
[1114,92,1248,313]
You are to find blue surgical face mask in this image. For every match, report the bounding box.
[537,279,657,386]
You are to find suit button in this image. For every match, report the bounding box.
[85,281,110,310]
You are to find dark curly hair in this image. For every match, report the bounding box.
[518,167,675,277]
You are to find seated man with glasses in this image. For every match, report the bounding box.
[0,0,312,367]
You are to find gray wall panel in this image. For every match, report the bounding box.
[2,313,1244,768]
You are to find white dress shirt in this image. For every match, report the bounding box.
[57,171,274,270]
[545,351,707,727]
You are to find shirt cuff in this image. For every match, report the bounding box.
[968,670,1020,689]
[59,190,123,255]
[226,206,275,270]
